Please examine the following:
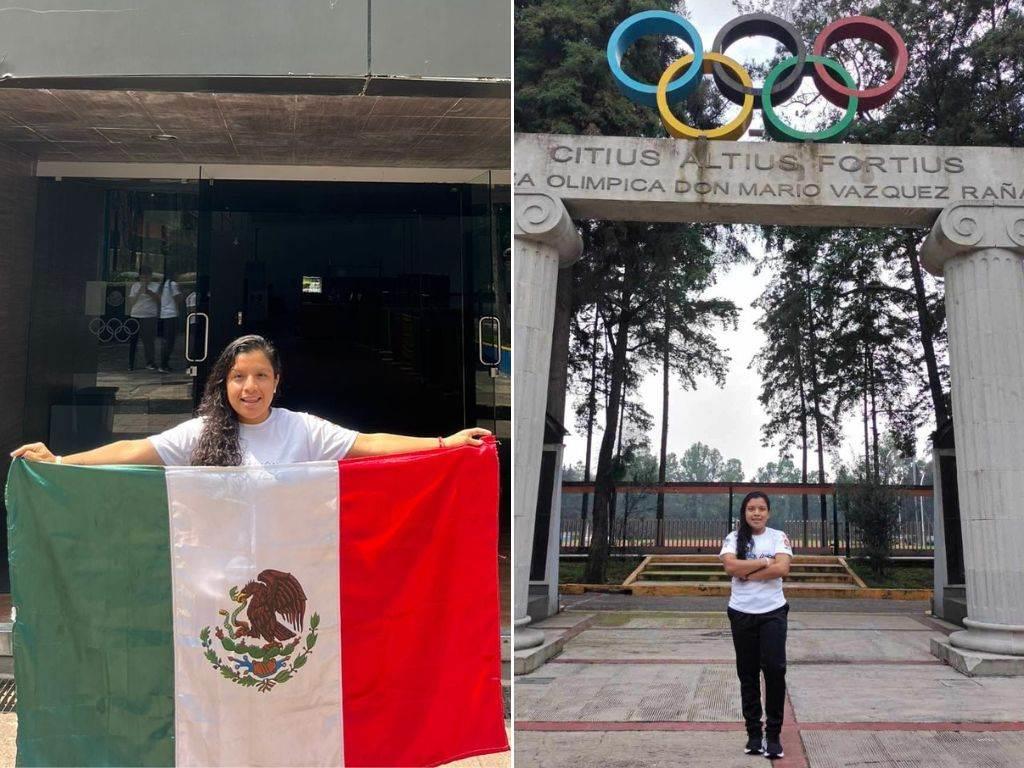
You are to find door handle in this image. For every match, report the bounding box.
[478,316,501,367]
[185,312,210,363]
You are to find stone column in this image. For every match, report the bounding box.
[922,202,1024,666]
[513,193,582,650]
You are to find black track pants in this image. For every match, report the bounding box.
[727,603,788,737]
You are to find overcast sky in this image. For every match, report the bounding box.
[559,0,941,480]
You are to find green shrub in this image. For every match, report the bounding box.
[840,481,900,577]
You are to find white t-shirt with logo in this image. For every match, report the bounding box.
[159,280,182,319]
[128,281,161,318]
[148,407,359,466]
[719,527,794,614]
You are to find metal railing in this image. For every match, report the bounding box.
[559,481,935,555]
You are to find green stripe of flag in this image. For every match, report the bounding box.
[6,461,175,767]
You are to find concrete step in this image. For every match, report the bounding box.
[630,581,862,597]
[637,570,857,584]
[648,555,846,565]
[643,562,849,572]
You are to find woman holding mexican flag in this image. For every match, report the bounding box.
[6,333,507,768]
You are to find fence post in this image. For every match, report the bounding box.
[581,493,589,552]
[728,486,734,532]
[832,489,839,556]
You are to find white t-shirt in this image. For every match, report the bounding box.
[719,527,793,614]
[148,407,359,466]
[159,280,182,319]
[128,281,161,318]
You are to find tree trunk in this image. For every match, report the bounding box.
[803,271,828,543]
[610,391,626,555]
[797,340,809,549]
[869,351,880,481]
[862,344,871,479]
[656,301,670,547]
[581,305,600,527]
[585,315,630,584]
[905,236,949,429]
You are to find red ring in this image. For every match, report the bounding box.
[811,16,908,111]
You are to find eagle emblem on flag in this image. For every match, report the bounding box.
[199,569,319,693]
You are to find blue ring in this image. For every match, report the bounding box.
[607,11,703,109]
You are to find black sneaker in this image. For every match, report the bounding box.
[764,735,783,760]
[744,733,764,755]
[145,363,158,371]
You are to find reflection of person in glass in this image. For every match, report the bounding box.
[158,268,183,373]
[11,334,490,466]
[127,264,160,371]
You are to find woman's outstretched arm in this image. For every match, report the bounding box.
[346,427,491,458]
[10,439,164,466]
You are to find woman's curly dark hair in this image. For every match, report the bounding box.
[735,491,771,560]
[190,335,281,466]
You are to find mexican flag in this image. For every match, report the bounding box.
[5,440,507,767]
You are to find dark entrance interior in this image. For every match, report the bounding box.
[8,176,510,598]
[206,181,470,436]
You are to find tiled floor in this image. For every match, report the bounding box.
[516,599,1024,767]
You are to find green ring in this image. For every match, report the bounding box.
[761,55,858,142]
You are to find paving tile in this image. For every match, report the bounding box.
[789,665,1024,722]
[802,730,1024,768]
[515,732,764,768]
[516,663,743,722]
[558,627,941,663]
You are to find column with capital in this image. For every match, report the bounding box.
[922,202,1024,672]
[513,193,582,650]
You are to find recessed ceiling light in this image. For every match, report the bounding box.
[151,133,178,142]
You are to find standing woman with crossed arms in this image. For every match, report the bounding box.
[719,491,793,760]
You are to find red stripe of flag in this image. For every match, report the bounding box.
[338,438,507,767]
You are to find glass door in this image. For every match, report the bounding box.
[204,180,470,437]
[23,180,203,457]
[465,171,512,630]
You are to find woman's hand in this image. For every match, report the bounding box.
[10,442,57,463]
[443,427,492,448]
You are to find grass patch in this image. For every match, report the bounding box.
[847,560,933,589]
[560,557,643,585]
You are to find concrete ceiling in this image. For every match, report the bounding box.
[0,89,509,169]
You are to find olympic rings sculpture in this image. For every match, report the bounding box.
[607,11,907,142]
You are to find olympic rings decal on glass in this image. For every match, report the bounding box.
[607,11,907,142]
[88,317,140,344]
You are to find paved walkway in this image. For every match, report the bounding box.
[515,596,1024,767]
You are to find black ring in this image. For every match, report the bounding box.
[711,13,807,110]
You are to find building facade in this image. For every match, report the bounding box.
[0,1,511,606]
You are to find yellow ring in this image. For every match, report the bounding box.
[656,52,754,140]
